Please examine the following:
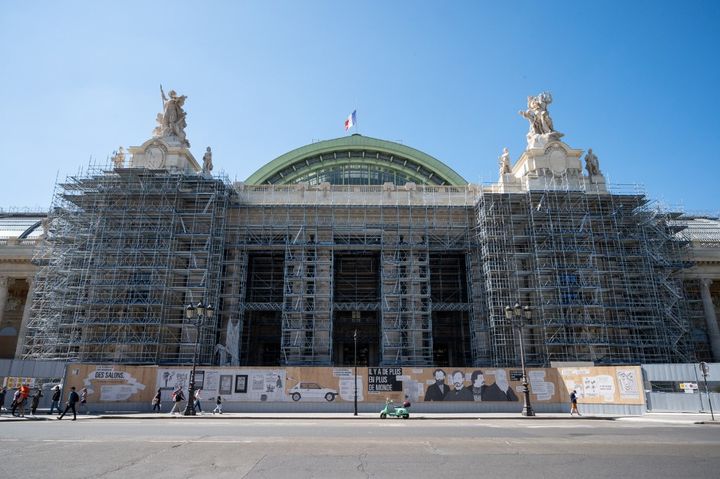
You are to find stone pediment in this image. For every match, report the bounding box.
[496,141,607,194]
[514,141,584,178]
[127,137,200,173]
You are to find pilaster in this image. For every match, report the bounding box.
[0,276,8,328]
[701,278,720,361]
[14,277,35,358]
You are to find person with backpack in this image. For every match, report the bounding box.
[16,384,30,417]
[169,387,184,415]
[58,386,80,420]
[49,385,62,415]
[570,390,581,416]
[212,396,223,414]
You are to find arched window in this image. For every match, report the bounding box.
[0,327,18,337]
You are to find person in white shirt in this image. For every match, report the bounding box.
[194,389,203,415]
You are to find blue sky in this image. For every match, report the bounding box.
[1,1,718,213]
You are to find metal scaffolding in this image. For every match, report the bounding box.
[281,224,334,365]
[224,185,475,366]
[22,167,700,367]
[476,178,694,366]
[23,163,229,364]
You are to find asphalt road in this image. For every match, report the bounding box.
[1,418,718,478]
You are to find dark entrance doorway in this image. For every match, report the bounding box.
[333,252,380,366]
[240,311,281,366]
[431,311,472,366]
[240,252,284,365]
[430,252,472,366]
[332,311,380,366]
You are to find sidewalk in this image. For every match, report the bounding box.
[2,410,718,424]
[615,412,720,425]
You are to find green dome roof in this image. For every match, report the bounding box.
[245,134,467,186]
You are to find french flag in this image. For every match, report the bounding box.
[344,110,357,131]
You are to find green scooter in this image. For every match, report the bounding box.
[380,398,410,419]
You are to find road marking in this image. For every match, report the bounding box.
[525,424,597,428]
[148,440,257,444]
[63,420,324,426]
[0,438,268,445]
[1,438,256,444]
[42,439,110,443]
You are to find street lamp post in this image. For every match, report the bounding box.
[183,301,214,416]
[700,362,715,421]
[353,329,358,416]
[505,303,535,417]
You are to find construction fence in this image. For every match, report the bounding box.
[57,363,645,414]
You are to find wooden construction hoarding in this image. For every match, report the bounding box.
[63,364,644,407]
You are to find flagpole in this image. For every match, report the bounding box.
[345,109,358,135]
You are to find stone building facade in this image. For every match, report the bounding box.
[4,92,720,367]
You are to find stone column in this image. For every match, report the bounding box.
[701,278,720,362]
[0,276,8,330]
[15,277,35,358]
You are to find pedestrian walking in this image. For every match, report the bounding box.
[58,386,80,420]
[17,384,30,417]
[570,389,581,416]
[152,389,162,413]
[10,388,21,416]
[194,388,203,415]
[20,383,30,400]
[49,385,62,415]
[30,388,43,415]
[0,386,6,414]
[212,396,223,414]
[169,387,184,415]
[79,387,89,414]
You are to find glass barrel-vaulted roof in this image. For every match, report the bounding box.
[0,213,46,239]
[245,134,467,186]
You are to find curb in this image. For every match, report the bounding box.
[90,414,618,421]
[0,416,55,422]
